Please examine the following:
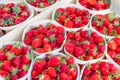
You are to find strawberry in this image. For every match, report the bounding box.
[31,70,39,79]
[56,26,64,34]
[21,53,32,64]
[32,39,41,48]
[116,27,120,35]
[1,60,12,72]
[98,45,105,53]
[74,47,84,57]
[113,38,120,46]
[5,44,12,51]
[69,68,78,79]
[0,70,9,79]
[47,67,57,78]
[67,32,74,39]
[0,50,5,60]
[108,41,117,50]
[64,20,73,28]
[108,50,117,59]
[11,43,23,56]
[48,56,60,67]
[12,57,21,68]
[60,73,68,80]
[57,34,64,45]
[91,63,100,71]
[39,25,47,34]
[44,44,52,52]
[38,75,51,80]
[67,56,74,64]
[60,64,70,73]
[64,43,74,54]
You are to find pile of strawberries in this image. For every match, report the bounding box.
[108,37,120,66]
[26,0,57,8]
[54,7,90,28]
[0,42,32,80]
[91,13,120,36]
[64,29,106,61]
[23,23,65,54]
[82,61,120,80]
[79,0,111,10]
[31,54,78,80]
[0,2,30,27]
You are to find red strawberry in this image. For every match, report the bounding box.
[83,68,92,76]
[38,75,51,80]
[75,47,84,57]
[113,38,120,46]
[32,39,41,48]
[0,70,9,79]
[100,61,110,69]
[60,73,68,80]
[1,60,12,72]
[39,26,47,34]
[31,70,39,79]
[48,56,60,66]
[108,50,117,59]
[57,34,64,45]
[116,27,120,35]
[67,32,74,39]
[67,56,74,64]
[69,68,78,79]
[64,43,74,54]
[116,58,120,65]
[0,50,5,60]
[47,67,57,78]
[108,41,117,50]
[44,44,52,52]
[56,26,64,34]
[90,74,101,80]
[5,44,12,51]
[21,53,32,64]
[12,57,21,68]
[91,63,100,71]
[101,67,109,75]
[88,0,97,6]
[64,20,73,28]
[60,64,70,73]
[98,45,105,53]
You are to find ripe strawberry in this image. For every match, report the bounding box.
[39,26,47,34]
[60,64,70,73]
[21,53,32,64]
[1,60,12,72]
[116,27,120,35]
[64,43,74,54]
[32,39,41,48]
[64,20,73,28]
[108,41,117,50]
[12,57,21,68]
[31,70,39,79]
[57,34,65,45]
[69,68,78,79]
[108,50,117,59]
[38,75,51,80]
[56,26,64,34]
[47,67,57,78]
[90,74,101,80]
[5,44,12,51]
[11,43,23,56]
[113,38,120,46]
[0,70,9,79]
[83,68,92,76]
[91,63,100,71]
[60,73,68,80]
[44,44,52,52]
[75,47,84,57]
[0,50,5,60]
[67,56,74,64]
[98,45,105,53]
[67,32,74,39]
[101,67,109,75]
[100,61,110,69]
[48,56,60,67]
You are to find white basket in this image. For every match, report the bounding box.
[0,41,33,80]
[22,19,66,56]
[105,38,120,71]
[76,0,111,15]
[90,11,120,39]
[28,52,80,80]
[52,4,91,32]
[80,60,120,80]
[24,0,59,12]
[0,1,34,31]
[64,27,107,64]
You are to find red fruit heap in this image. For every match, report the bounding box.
[64,29,105,61]
[92,13,120,36]
[108,37,120,66]
[27,0,57,8]
[0,42,32,80]
[79,0,111,10]
[24,23,65,54]
[54,7,90,28]
[0,2,30,27]
[82,61,120,80]
[32,54,78,80]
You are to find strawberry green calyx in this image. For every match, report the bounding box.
[39,3,44,8]
[87,64,91,69]
[104,0,111,4]
[0,61,3,68]
[7,18,14,25]
[61,58,67,64]
[12,68,18,75]
[113,72,120,78]
[27,0,34,2]
[113,30,119,36]
[116,54,120,59]
[2,20,8,26]
[114,21,119,26]
[108,13,115,22]
[49,35,56,42]
[27,53,33,59]
[7,52,15,60]
[55,66,60,72]
[69,64,75,69]
[48,0,55,4]
[38,74,44,79]
[97,20,103,26]
[12,6,21,15]
[15,42,23,48]
[23,65,29,71]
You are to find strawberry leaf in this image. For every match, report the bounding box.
[48,0,55,4]
[23,65,29,71]
[7,18,14,25]
[15,42,23,48]
[108,13,115,22]
[97,20,103,26]
[2,20,8,26]
[49,35,56,42]
[12,6,21,15]
[39,3,44,8]
[104,0,111,4]
[12,68,18,75]
[114,21,119,26]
